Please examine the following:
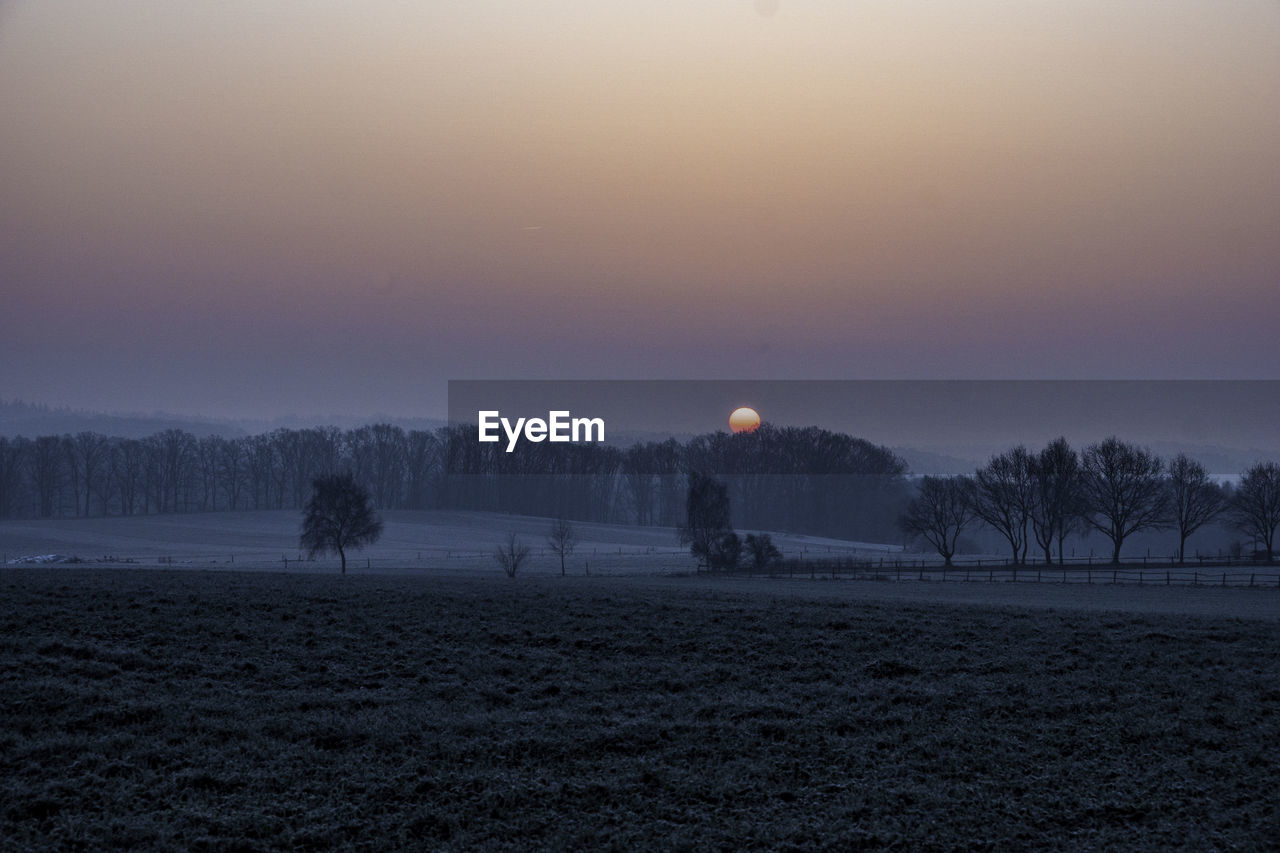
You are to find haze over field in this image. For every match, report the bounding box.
[3,2,1278,419]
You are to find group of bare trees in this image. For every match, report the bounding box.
[493,519,578,578]
[901,437,1280,565]
[0,425,440,520]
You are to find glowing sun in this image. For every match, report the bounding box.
[729,406,761,433]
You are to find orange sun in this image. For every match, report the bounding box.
[729,406,761,433]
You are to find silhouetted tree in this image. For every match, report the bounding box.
[547,517,577,576]
[0,437,27,519]
[712,531,742,571]
[217,437,245,511]
[744,532,782,570]
[974,446,1034,564]
[1168,454,1226,563]
[112,439,144,515]
[32,436,63,518]
[1029,438,1084,566]
[899,475,977,567]
[494,532,531,577]
[1230,461,1280,562]
[1081,437,1168,564]
[300,473,384,574]
[195,435,222,511]
[678,471,733,570]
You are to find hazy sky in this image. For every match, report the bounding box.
[2,1,1278,419]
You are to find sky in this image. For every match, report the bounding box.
[2,1,1278,420]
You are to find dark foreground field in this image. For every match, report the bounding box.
[2,570,1278,850]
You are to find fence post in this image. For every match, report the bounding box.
[1166,571,1170,586]
[1250,573,1255,587]
[1222,572,1226,587]
[1194,571,1198,586]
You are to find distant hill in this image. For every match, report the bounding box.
[229,414,448,435]
[0,401,447,440]
[0,400,248,439]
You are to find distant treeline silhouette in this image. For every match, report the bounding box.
[0,424,908,542]
[899,437,1279,565]
[3,426,1275,560]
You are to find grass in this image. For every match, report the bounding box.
[2,568,1278,850]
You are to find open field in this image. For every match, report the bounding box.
[0,510,894,575]
[2,569,1278,850]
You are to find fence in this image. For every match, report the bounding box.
[718,554,1280,588]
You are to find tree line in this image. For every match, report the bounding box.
[0,423,909,542]
[900,437,1280,566]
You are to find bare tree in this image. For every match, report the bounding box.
[195,435,222,512]
[678,471,734,570]
[1029,438,1083,566]
[300,473,384,574]
[1168,453,1226,563]
[494,532,531,577]
[547,517,577,576]
[973,446,1034,564]
[1081,437,1168,564]
[899,475,977,567]
[32,436,63,518]
[0,437,25,519]
[218,437,246,511]
[744,532,782,570]
[112,439,144,515]
[63,432,108,517]
[1230,461,1280,562]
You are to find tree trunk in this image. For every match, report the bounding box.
[1178,532,1188,565]
[1111,538,1123,565]
[339,545,346,575]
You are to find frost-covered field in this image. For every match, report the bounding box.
[0,510,893,575]
[2,568,1278,850]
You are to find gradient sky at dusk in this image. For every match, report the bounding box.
[2,1,1278,419]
